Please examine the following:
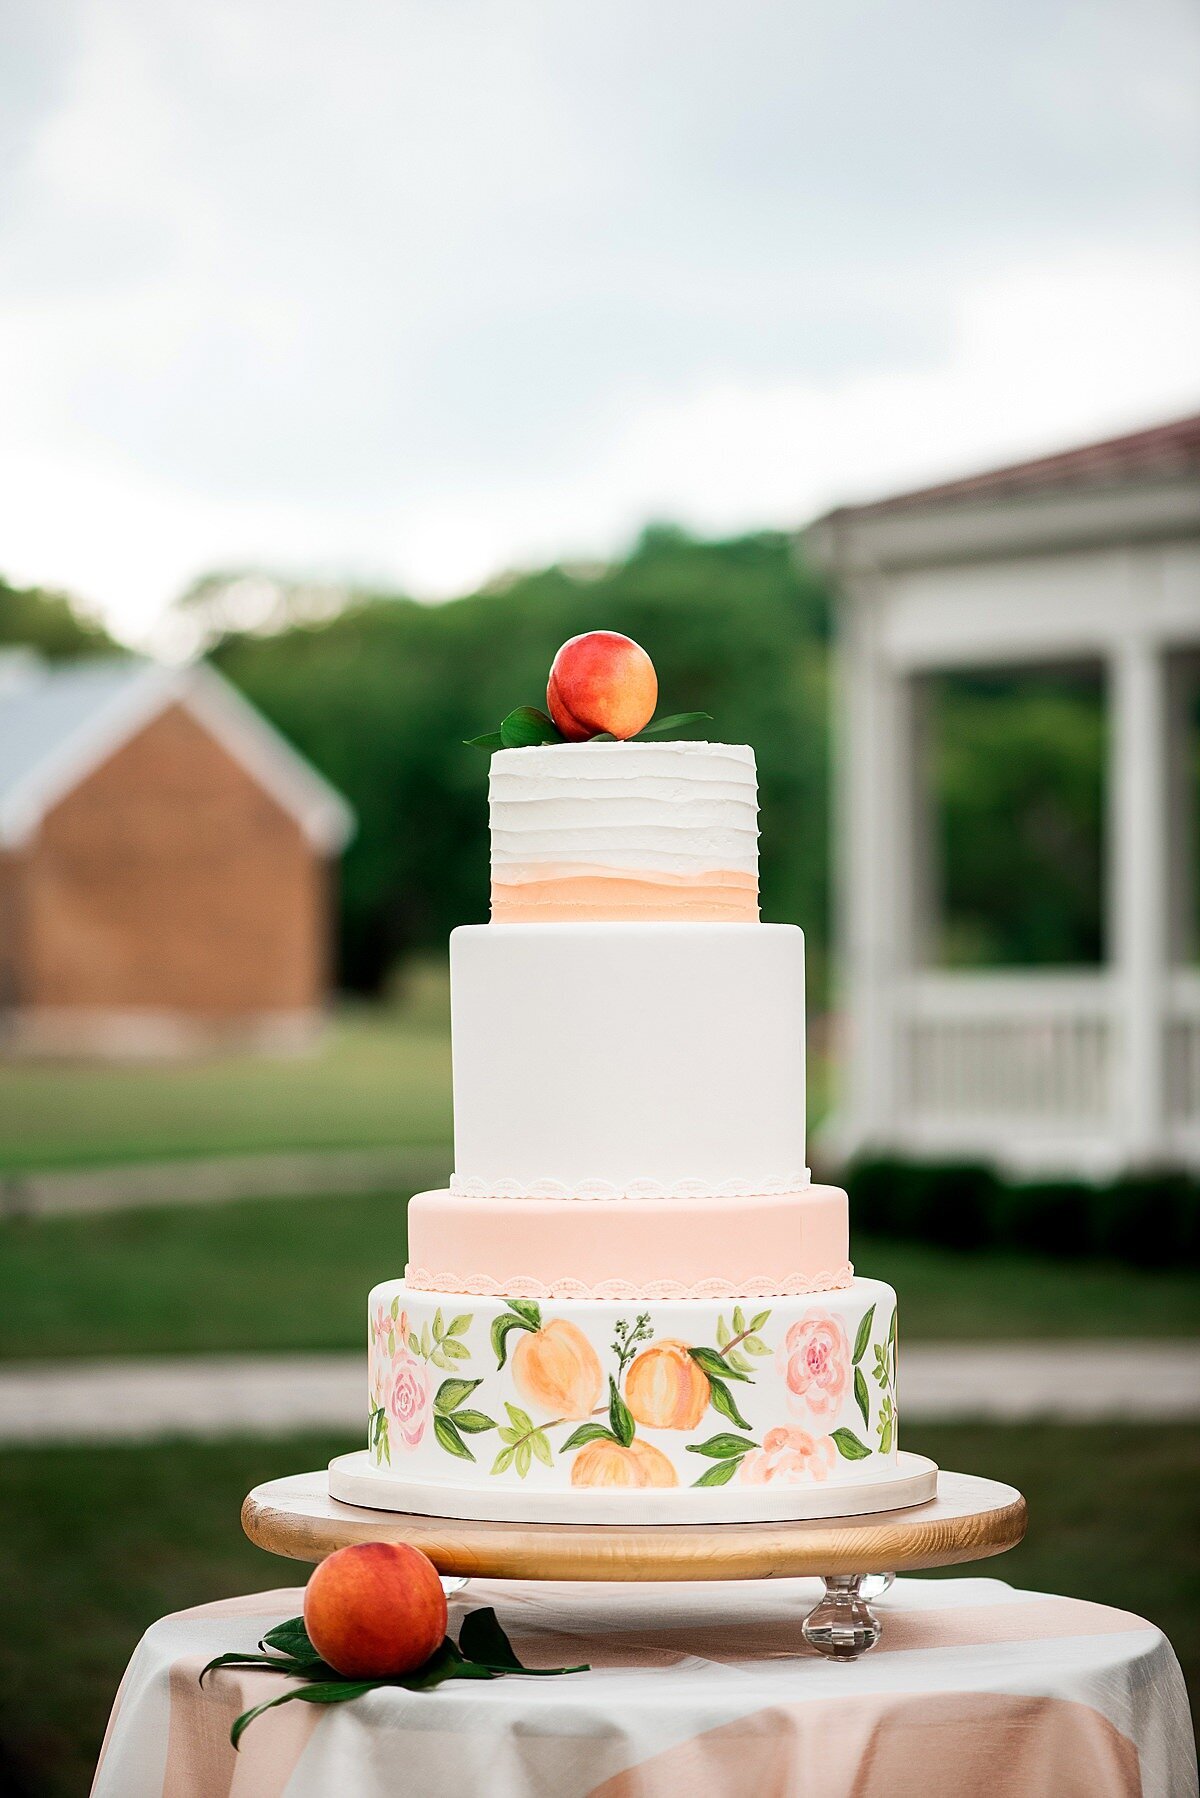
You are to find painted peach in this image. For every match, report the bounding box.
[512,1318,603,1419]
[304,1541,447,1677]
[624,1340,709,1431]
[739,1426,837,1486]
[547,631,658,741]
[570,1437,679,1488]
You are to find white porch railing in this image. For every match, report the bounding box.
[1166,970,1200,1128]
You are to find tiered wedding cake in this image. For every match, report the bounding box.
[331,690,935,1524]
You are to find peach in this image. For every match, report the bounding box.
[303,1541,447,1678]
[512,1318,604,1419]
[547,631,658,741]
[570,1437,679,1488]
[624,1340,709,1431]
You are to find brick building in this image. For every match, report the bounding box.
[0,650,354,1056]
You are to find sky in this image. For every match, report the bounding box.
[2,0,1199,646]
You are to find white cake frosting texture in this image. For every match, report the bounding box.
[489,741,759,921]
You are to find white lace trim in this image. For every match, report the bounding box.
[447,1171,813,1201]
[404,1264,854,1300]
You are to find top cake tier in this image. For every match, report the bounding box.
[489,741,759,923]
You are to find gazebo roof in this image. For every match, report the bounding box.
[827,413,1200,520]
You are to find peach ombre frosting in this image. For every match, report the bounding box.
[489,741,759,923]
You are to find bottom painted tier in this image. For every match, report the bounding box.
[364,1276,904,1518]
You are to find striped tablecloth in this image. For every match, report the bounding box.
[92,1575,1197,1797]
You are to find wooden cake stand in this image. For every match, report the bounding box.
[242,1469,1026,1660]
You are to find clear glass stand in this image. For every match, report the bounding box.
[801,1574,889,1660]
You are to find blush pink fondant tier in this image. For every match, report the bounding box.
[405,1185,851,1300]
[490,866,758,924]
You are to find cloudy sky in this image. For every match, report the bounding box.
[2,0,1199,644]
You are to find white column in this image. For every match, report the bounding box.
[1108,635,1168,1162]
[834,587,917,1154]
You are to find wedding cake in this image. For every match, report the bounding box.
[330,640,936,1525]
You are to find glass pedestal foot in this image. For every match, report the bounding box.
[440,1576,469,1596]
[802,1575,882,1660]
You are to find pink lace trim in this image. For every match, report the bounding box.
[404,1264,855,1300]
[448,1172,812,1201]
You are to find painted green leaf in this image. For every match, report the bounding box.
[750,1310,771,1332]
[852,1304,876,1366]
[499,707,564,750]
[515,1438,532,1478]
[387,1328,396,1356]
[716,1315,732,1349]
[434,1415,475,1461]
[508,1299,542,1329]
[434,1377,482,1416]
[689,1345,751,1384]
[446,1314,472,1337]
[464,731,504,750]
[430,1347,451,1370]
[451,1410,496,1434]
[408,1332,421,1357]
[439,1337,471,1362]
[609,1375,635,1447]
[530,1430,553,1467]
[639,711,713,737]
[725,1349,753,1374]
[854,1366,870,1429]
[692,1457,741,1487]
[490,1311,535,1369]
[732,1304,746,1334]
[491,1445,515,1475]
[745,1335,770,1357]
[879,1419,894,1455]
[497,1426,520,1446]
[505,1403,534,1434]
[433,1308,445,1341]
[390,1296,400,1321]
[560,1422,617,1452]
[830,1427,871,1461]
[686,1433,757,1460]
[707,1376,751,1432]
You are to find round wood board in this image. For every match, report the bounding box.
[242,1469,1026,1582]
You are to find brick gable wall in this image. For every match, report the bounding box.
[19,702,329,1015]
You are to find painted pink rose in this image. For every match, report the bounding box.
[740,1426,837,1485]
[778,1311,850,1418]
[386,1345,431,1448]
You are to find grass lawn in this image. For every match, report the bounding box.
[0,1006,452,1171]
[0,1423,1194,1796]
[2,1193,1198,1360]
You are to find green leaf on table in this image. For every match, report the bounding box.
[852,1305,876,1366]
[458,1606,522,1670]
[706,1376,751,1432]
[491,1311,536,1368]
[434,1377,482,1416]
[230,1682,376,1748]
[692,1457,741,1487]
[639,712,713,737]
[434,1415,475,1461]
[830,1428,871,1461]
[500,707,564,750]
[608,1375,635,1447]
[854,1366,870,1429]
[689,1345,751,1384]
[261,1616,317,1660]
[686,1433,757,1460]
[560,1422,617,1452]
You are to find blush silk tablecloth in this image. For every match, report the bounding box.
[91,1575,1197,1798]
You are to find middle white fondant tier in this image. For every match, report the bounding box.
[450,922,806,1195]
[368,1277,899,1498]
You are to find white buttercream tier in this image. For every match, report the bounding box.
[489,742,759,922]
[406,1186,850,1300]
[366,1277,900,1509]
[450,923,807,1196]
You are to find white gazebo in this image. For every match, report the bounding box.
[808,414,1200,1176]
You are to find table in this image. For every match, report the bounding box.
[92,1576,1196,1797]
[243,1466,1026,1659]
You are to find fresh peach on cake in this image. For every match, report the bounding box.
[512,1317,604,1419]
[546,631,658,741]
[570,1437,678,1488]
[624,1340,710,1431]
[303,1540,447,1677]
